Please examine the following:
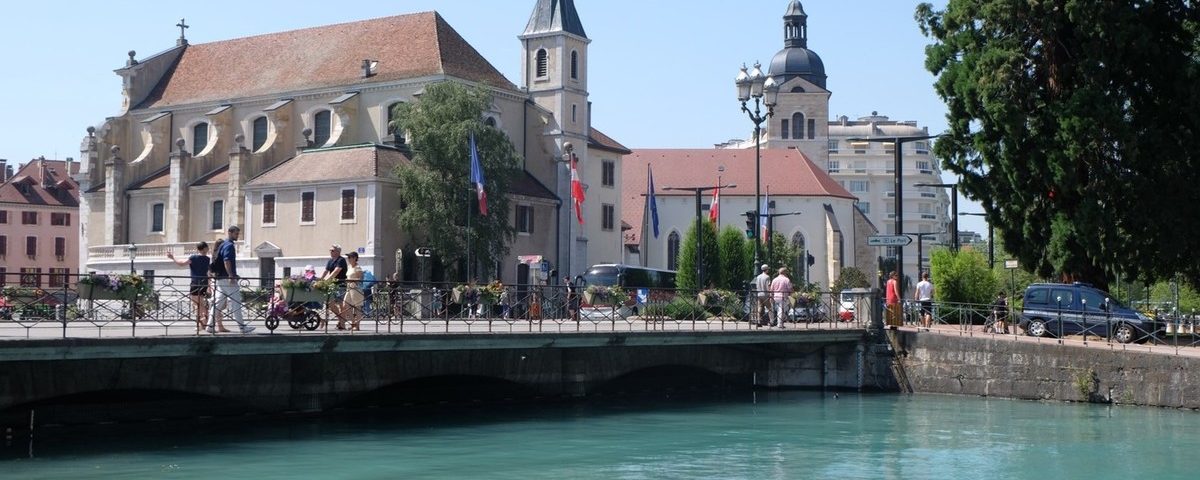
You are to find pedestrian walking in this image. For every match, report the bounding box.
[754,264,773,327]
[167,241,211,334]
[208,225,255,334]
[342,251,364,331]
[915,271,935,328]
[770,267,794,328]
[885,271,901,328]
[322,244,348,329]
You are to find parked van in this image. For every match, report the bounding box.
[1019,282,1158,343]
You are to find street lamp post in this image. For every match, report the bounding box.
[847,134,940,295]
[736,62,779,278]
[909,232,944,277]
[959,212,994,268]
[914,182,959,252]
[763,211,801,267]
[664,183,737,289]
[127,244,138,274]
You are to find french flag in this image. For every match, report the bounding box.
[469,132,487,216]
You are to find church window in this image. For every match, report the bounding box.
[570,50,579,80]
[211,200,224,231]
[485,117,497,128]
[807,119,816,139]
[313,110,332,146]
[667,232,680,271]
[781,119,789,139]
[791,232,807,284]
[150,203,164,233]
[535,49,548,78]
[251,116,269,151]
[301,192,315,223]
[192,122,209,155]
[386,102,404,136]
[791,113,805,139]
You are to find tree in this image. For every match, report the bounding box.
[676,219,721,292]
[390,82,522,281]
[717,226,748,291]
[741,232,797,282]
[929,249,998,306]
[916,1,1200,290]
[831,267,871,294]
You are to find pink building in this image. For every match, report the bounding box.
[0,158,80,288]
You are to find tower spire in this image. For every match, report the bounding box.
[523,0,587,38]
[783,1,807,48]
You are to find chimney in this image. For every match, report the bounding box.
[0,159,7,182]
[4,165,12,181]
[362,59,378,78]
[38,156,51,188]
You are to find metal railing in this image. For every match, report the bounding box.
[0,273,869,339]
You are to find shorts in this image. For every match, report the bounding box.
[190,285,208,296]
[920,301,932,316]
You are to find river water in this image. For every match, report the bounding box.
[4,391,1199,479]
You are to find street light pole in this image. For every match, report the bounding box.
[664,183,737,289]
[763,211,802,267]
[909,232,944,277]
[127,244,137,274]
[736,63,779,280]
[914,182,959,252]
[959,212,993,268]
[847,134,940,296]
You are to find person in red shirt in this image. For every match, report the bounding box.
[885,271,901,328]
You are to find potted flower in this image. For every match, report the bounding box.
[585,285,629,307]
[1,286,48,304]
[281,276,332,303]
[77,273,147,301]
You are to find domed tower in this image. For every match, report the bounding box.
[764,0,830,164]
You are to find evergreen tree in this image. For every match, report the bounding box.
[389,82,522,281]
[717,226,748,291]
[917,1,1200,289]
[676,219,720,292]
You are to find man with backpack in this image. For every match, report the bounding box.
[207,225,256,334]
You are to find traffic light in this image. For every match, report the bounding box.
[744,211,756,239]
[807,253,815,267]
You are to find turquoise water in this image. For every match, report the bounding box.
[4,392,1200,479]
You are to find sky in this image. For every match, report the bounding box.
[0,0,985,233]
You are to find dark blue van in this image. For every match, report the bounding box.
[1019,282,1158,343]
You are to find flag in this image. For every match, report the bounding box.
[759,189,770,242]
[648,164,660,238]
[469,132,488,216]
[571,151,585,225]
[708,180,720,223]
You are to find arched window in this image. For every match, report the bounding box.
[192,122,209,156]
[251,116,269,151]
[386,102,403,136]
[792,232,807,285]
[781,119,790,139]
[791,113,805,140]
[484,117,497,128]
[667,231,681,271]
[535,49,548,78]
[313,110,332,146]
[570,50,579,79]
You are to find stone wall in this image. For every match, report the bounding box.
[894,331,1200,409]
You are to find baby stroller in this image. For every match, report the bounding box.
[265,291,321,331]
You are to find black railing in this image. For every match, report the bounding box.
[0,273,868,339]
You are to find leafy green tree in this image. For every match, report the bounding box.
[831,267,871,294]
[741,232,797,282]
[390,82,522,281]
[929,249,998,306]
[676,219,720,292]
[916,1,1200,290]
[717,226,748,291]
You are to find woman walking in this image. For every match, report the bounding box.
[167,242,213,334]
[342,252,365,331]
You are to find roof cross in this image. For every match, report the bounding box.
[176,18,189,41]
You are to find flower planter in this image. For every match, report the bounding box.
[77,283,136,301]
[283,287,327,304]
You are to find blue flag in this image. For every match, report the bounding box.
[648,164,660,238]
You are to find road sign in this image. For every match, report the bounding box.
[1005,259,1019,269]
[867,235,912,247]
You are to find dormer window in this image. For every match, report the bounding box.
[192,122,209,155]
[535,49,548,78]
[313,110,332,146]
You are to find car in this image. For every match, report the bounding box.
[1019,282,1158,344]
[837,290,856,321]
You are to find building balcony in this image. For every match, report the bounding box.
[88,241,246,262]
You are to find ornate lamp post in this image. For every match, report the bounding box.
[127,244,138,274]
[736,62,779,277]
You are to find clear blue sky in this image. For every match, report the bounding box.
[0,0,984,233]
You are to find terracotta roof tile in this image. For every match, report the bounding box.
[588,127,631,154]
[0,159,80,207]
[247,144,409,186]
[191,165,229,186]
[621,148,854,245]
[136,12,515,109]
[127,166,171,190]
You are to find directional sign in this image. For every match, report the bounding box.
[1005,259,1019,269]
[867,235,913,247]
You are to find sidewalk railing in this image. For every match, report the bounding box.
[0,273,868,339]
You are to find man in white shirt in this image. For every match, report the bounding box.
[753,265,773,327]
[770,267,794,328]
[915,271,935,328]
